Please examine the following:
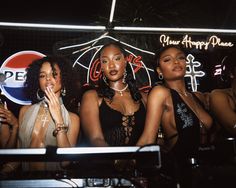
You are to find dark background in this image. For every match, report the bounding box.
[0,0,236,117]
[0,0,236,29]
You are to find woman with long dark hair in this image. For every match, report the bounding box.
[137,44,213,188]
[1,55,80,174]
[80,41,147,146]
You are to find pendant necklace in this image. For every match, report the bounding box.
[110,84,128,96]
[40,101,49,127]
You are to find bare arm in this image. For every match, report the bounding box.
[80,90,108,146]
[0,102,19,148]
[56,112,80,147]
[44,87,80,147]
[0,124,10,148]
[209,90,236,135]
[0,106,28,175]
[137,86,168,146]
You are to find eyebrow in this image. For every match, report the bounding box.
[101,52,122,57]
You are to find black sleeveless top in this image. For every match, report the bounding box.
[160,89,202,187]
[99,99,146,146]
[169,89,201,163]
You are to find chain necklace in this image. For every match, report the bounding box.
[110,84,128,96]
[181,91,204,127]
[175,89,189,97]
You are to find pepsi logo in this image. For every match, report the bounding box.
[0,51,45,105]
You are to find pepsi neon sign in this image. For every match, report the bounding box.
[0,51,45,105]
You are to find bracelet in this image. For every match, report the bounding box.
[56,123,65,127]
[53,125,69,137]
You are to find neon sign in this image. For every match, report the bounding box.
[56,34,213,92]
[185,54,205,91]
[214,64,222,76]
[58,34,155,91]
[160,34,234,50]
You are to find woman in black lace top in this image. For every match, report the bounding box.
[80,41,147,146]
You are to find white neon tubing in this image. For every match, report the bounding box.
[114,26,236,34]
[1,22,236,34]
[109,0,117,23]
[0,22,106,30]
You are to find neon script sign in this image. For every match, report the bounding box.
[160,34,234,50]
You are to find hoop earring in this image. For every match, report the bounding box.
[36,89,44,101]
[158,73,163,80]
[122,69,127,83]
[61,87,66,96]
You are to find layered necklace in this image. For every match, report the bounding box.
[110,84,128,96]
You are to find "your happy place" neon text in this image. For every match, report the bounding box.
[160,34,234,50]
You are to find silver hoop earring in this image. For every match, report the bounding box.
[36,89,44,101]
[61,87,66,96]
[158,73,163,80]
[122,70,127,83]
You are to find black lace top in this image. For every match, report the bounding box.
[99,99,146,146]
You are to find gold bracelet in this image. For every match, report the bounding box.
[53,126,69,137]
[56,123,65,127]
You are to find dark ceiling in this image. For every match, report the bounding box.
[0,0,235,29]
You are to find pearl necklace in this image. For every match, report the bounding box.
[110,84,128,96]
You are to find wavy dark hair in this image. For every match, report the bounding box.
[24,55,74,107]
[97,41,142,102]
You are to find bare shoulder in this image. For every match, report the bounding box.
[210,88,228,96]
[147,85,171,104]
[82,89,98,99]
[149,85,170,96]
[81,89,100,103]
[209,89,231,102]
[19,105,32,116]
[19,105,32,124]
[68,111,79,121]
[81,89,102,107]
